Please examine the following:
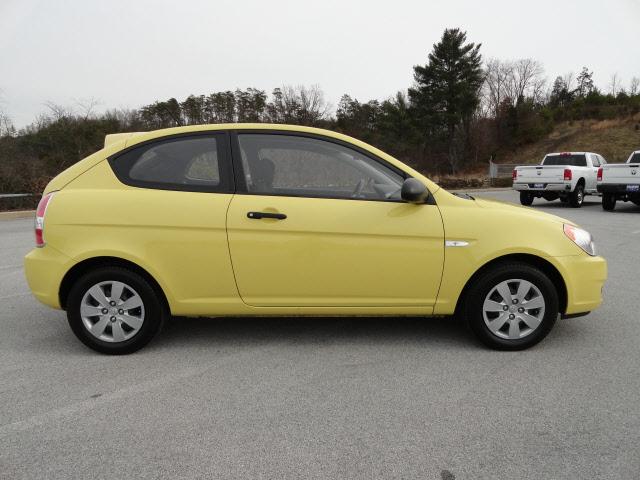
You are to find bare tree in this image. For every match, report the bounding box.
[75,97,101,120]
[609,73,621,96]
[44,101,73,121]
[0,93,14,137]
[562,72,575,93]
[506,59,546,104]
[103,108,142,130]
[482,58,511,116]
[268,85,331,125]
[0,89,15,136]
[297,84,331,124]
[482,58,545,117]
[0,109,14,137]
[630,76,640,96]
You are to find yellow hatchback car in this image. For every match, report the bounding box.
[24,124,607,354]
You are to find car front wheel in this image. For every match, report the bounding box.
[463,263,559,350]
[67,267,165,354]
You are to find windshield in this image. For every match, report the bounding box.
[543,154,587,167]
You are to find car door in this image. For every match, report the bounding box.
[225,132,445,310]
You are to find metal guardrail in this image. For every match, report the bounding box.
[489,160,519,178]
[0,194,35,198]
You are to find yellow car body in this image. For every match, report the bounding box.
[24,124,607,351]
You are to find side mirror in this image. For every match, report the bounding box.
[401,178,429,203]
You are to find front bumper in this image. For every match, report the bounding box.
[513,182,571,192]
[24,245,72,309]
[552,254,607,315]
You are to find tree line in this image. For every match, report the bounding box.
[1,28,639,196]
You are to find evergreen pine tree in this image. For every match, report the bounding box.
[409,28,483,173]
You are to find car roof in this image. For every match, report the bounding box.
[46,123,441,195]
[545,152,599,156]
[119,123,348,148]
[116,123,402,166]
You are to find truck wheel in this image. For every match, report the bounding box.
[67,267,166,354]
[519,192,534,206]
[569,185,584,208]
[462,262,559,350]
[602,193,617,211]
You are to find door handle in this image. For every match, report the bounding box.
[247,211,287,220]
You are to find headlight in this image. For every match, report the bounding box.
[563,224,596,256]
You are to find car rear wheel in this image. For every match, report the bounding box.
[462,263,559,350]
[519,192,534,206]
[602,193,616,211]
[67,267,165,354]
[569,185,584,208]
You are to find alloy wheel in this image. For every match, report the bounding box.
[80,281,145,342]
[482,279,546,340]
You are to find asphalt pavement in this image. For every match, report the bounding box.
[1,191,639,479]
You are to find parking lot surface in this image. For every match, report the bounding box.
[1,191,639,479]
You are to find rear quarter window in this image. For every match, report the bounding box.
[109,134,232,192]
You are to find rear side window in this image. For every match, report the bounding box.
[109,134,232,192]
[543,154,587,167]
[629,152,640,164]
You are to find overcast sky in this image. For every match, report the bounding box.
[1,0,639,128]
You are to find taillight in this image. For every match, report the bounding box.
[512,169,518,180]
[563,169,572,181]
[597,167,603,181]
[35,193,54,247]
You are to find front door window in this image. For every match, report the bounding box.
[237,134,404,201]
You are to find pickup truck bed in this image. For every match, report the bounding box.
[513,152,605,208]
[597,151,640,211]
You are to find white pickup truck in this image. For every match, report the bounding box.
[512,152,606,208]
[597,150,640,211]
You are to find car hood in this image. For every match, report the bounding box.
[472,196,577,227]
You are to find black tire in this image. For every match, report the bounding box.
[519,192,534,206]
[569,184,584,208]
[631,199,640,206]
[67,266,166,354]
[542,193,559,201]
[602,193,616,211]
[462,262,559,350]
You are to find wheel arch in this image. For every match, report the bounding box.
[59,256,170,314]
[454,253,568,316]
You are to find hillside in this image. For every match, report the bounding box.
[499,114,640,165]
